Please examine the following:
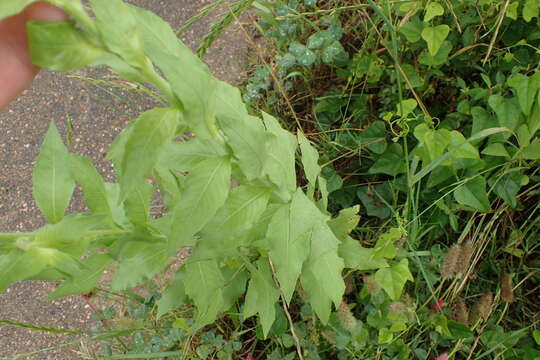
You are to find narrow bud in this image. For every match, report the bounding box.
[337,301,357,332]
[473,291,493,320]
[441,244,462,279]
[501,273,514,303]
[453,297,469,325]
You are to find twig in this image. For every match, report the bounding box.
[482,0,510,65]
[268,258,305,360]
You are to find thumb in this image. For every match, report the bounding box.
[0,2,67,109]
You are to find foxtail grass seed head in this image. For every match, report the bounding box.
[501,272,514,303]
[441,244,462,278]
[337,301,357,332]
[474,291,493,320]
[457,240,474,275]
[363,274,381,295]
[453,297,469,325]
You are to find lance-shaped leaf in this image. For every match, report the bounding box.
[298,131,320,197]
[216,81,268,180]
[120,108,179,197]
[158,138,228,173]
[27,20,103,71]
[0,0,37,19]
[183,259,227,330]
[49,253,113,299]
[300,223,345,324]
[262,113,298,199]
[69,154,111,216]
[32,121,74,224]
[150,50,217,139]
[170,156,231,247]
[124,181,153,225]
[0,250,47,293]
[157,271,187,318]
[266,189,322,303]
[244,259,280,338]
[91,0,146,67]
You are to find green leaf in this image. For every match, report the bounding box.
[524,0,540,22]
[244,259,280,338]
[91,0,145,67]
[170,156,232,247]
[507,1,519,19]
[369,143,406,176]
[421,25,450,56]
[196,185,271,256]
[0,250,47,293]
[396,98,418,118]
[49,253,113,299]
[481,143,510,158]
[298,131,320,196]
[522,141,540,159]
[124,181,153,225]
[157,272,187,318]
[400,16,424,43]
[112,242,168,290]
[69,154,111,216]
[328,205,360,240]
[183,259,227,330]
[289,42,316,66]
[492,171,527,208]
[300,223,345,323]
[424,2,444,22]
[321,41,346,64]
[488,95,522,131]
[374,258,413,300]
[120,108,179,197]
[374,228,404,259]
[454,176,491,212]
[150,50,218,139]
[528,102,540,135]
[418,40,452,66]
[215,82,268,180]
[533,329,540,346]
[32,121,75,224]
[338,236,389,270]
[27,20,103,71]
[507,72,540,116]
[0,0,37,19]
[266,189,322,303]
[262,113,298,199]
[159,138,228,173]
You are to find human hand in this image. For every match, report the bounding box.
[0,2,67,109]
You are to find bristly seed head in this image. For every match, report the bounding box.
[474,290,493,320]
[501,272,514,303]
[337,301,357,332]
[453,297,469,325]
[441,244,462,279]
[457,240,474,275]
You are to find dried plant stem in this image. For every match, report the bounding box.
[268,258,305,360]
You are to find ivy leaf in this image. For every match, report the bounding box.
[215,82,268,180]
[421,25,450,56]
[369,143,406,176]
[32,121,75,224]
[328,205,360,240]
[507,72,540,116]
[523,0,540,22]
[488,95,522,131]
[120,108,179,198]
[69,154,111,217]
[91,0,145,67]
[49,253,113,299]
[27,21,103,71]
[454,176,491,212]
[244,259,280,338]
[0,0,36,19]
[375,258,413,300]
[170,156,232,247]
[338,237,389,270]
[157,272,187,318]
[266,189,322,303]
[300,223,345,324]
[424,2,444,22]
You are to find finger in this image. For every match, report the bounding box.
[0,2,67,109]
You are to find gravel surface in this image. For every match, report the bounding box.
[0,1,250,358]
